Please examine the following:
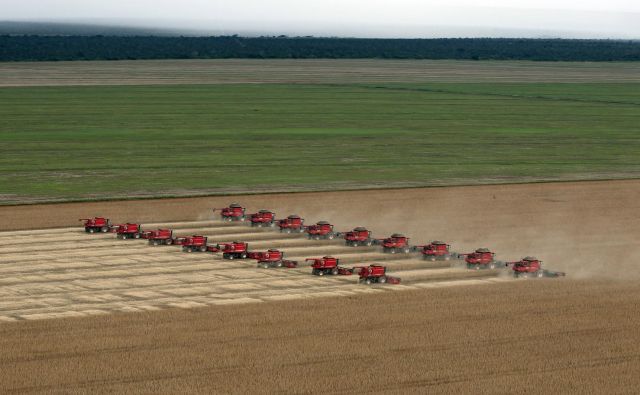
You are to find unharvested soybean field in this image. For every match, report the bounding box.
[1,81,639,203]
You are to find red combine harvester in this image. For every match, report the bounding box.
[249,210,276,227]
[507,256,566,278]
[181,235,211,252]
[80,217,114,233]
[307,256,352,276]
[216,242,250,259]
[354,265,401,285]
[344,227,375,246]
[463,248,499,269]
[306,221,338,240]
[115,223,143,239]
[214,203,246,222]
[250,249,298,268]
[418,241,453,261]
[381,234,412,254]
[277,215,305,233]
[143,229,176,245]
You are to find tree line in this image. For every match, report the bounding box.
[1,36,639,62]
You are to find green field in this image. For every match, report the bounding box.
[1,82,639,203]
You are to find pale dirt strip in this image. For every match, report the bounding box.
[0,220,508,322]
[1,59,639,87]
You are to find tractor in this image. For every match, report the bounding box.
[250,249,298,268]
[181,235,209,252]
[277,215,305,233]
[344,227,375,246]
[306,221,338,240]
[249,210,276,227]
[307,256,351,276]
[115,223,143,239]
[214,203,246,222]
[80,217,114,233]
[418,241,452,261]
[216,241,250,259]
[381,234,412,253]
[508,256,566,278]
[463,248,499,269]
[354,265,401,285]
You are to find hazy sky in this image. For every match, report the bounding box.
[2,0,639,38]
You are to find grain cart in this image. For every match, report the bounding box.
[381,234,412,254]
[354,265,401,285]
[250,249,298,268]
[463,248,500,269]
[507,256,566,278]
[214,203,246,222]
[344,227,376,246]
[115,223,143,239]
[80,217,114,233]
[307,256,352,276]
[417,241,453,261]
[249,210,276,227]
[181,235,210,252]
[306,221,339,240]
[277,215,305,233]
[216,241,250,259]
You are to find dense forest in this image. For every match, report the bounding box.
[1,36,639,62]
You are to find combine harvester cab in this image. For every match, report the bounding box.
[463,248,500,269]
[508,257,566,278]
[249,210,276,227]
[115,223,142,239]
[306,221,338,240]
[80,217,114,233]
[307,256,351,276]
[418,241,453,261]
[354,265,401,285]
[344,227,375,247]
[250,249,298,268]
[277,215,305,233]
[214,203,246,222]
[216,242,250,259]
[381,234,412,254]
[144,229,175,245]
[181,235,209,252]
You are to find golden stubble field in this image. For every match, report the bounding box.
[1,180,639,393]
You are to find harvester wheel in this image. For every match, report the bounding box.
[134,233,141,239]
[88,228,95,234]
[365,278,372,285]
[153,240,160,246]
[537,271,544,278]
[390,249,397,254]
[318,270,325,276]
[276,261,283,267]
[101,227,109,233]
[429,256,436,261]
[352,241,358,247]
[328,234,335,240]
[269,222,275,227]
[165,239,173,245]
[298,228,305,233]
[331,268,339,275]
[262,263,269,269]
[365,240,373,246]
[228,254,235,260]
[379,276,387,284]
[444,255,450,261]
[403,247,411,253]
[199,246,207,252]
[489,262,496,269]
[186,248,193,253]
[285,229,292,234]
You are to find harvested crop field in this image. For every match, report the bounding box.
[0,180,639,393]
